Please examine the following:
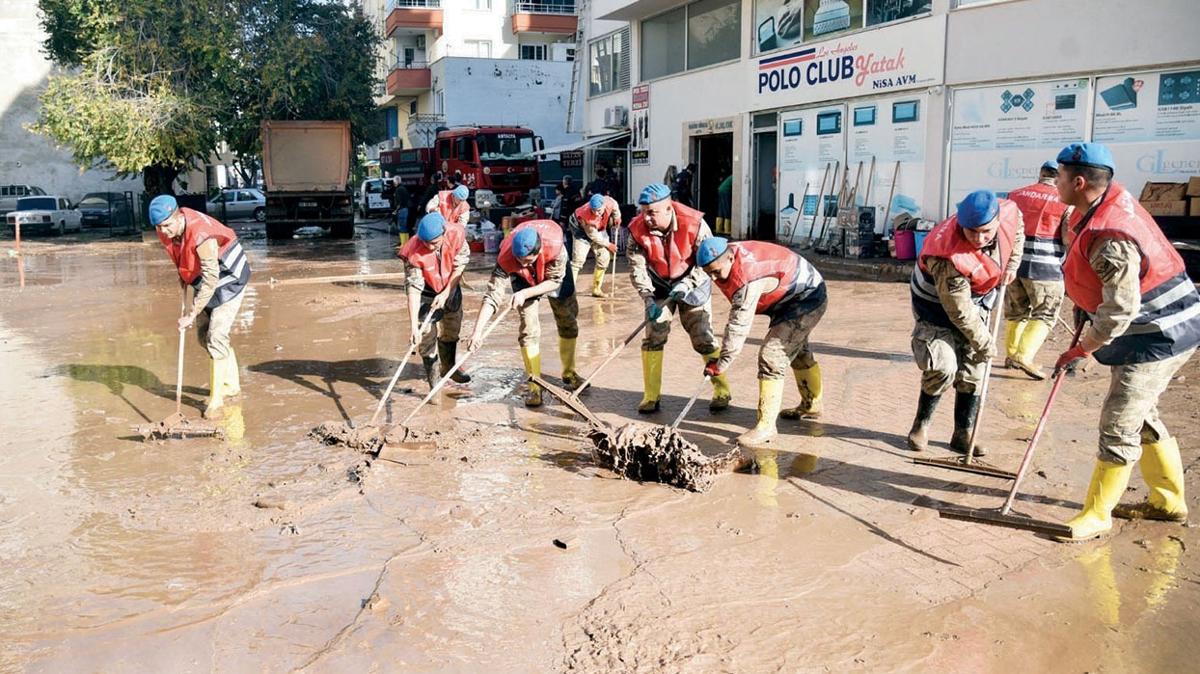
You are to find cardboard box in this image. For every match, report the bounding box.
[1191,197,1200,215]
[1141,182,1187,202]
[1188,177,1200,197]
[1141,200,1187,217]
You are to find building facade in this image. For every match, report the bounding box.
[577,0,1199,241]
[363,0,584,155]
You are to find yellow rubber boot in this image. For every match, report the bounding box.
[203,357,227,420]
[1004,320,1026,365]
[559,337,582,390]
[591,268,607,298]
[1060,460,1134,541]
[638,350,663,414]
[1012,319,1050,380]
[399,232,410,246]
[1113,438,1189,522]
[737,378,785,448]
[780,363,822,419]
[705,350,732,412]
[224,349,241,397]
[520,345,542,407]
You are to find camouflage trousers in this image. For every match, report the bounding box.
[911,319,986,396]
[1097,347,1195,464]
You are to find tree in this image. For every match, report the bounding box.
[33,0,381,196]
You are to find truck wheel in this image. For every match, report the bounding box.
[266,222,294,240]
[330,221,355,239]
[254,207,265,222]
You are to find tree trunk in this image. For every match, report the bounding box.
[143,164,180,197]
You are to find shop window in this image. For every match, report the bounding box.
[641,0,740,81]
[892,100,919,123]
[867,0,933,26]
[816,111,842,135]
[853,105,876,126]
[589,27,630,96]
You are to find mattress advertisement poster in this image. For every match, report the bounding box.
[776,105,847,243]
[948,78,1091,209]
[1093,68,1200,188]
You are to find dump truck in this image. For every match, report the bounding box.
[261,120,355,240]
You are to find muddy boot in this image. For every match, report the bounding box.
[1010,319,1049,380]
[1059,460,1134,542]
[422,356,440,395]
[638,350,663,414]
[737,379,784,449]
[1113,437,1189,522]
[224,349,241,398]
[949,391,988,457]
[780,363,822,420]
[559,337,582,390]
[438,340,471,384]
[1004,320,1025,369]
[521,345,543,408]
[591,268,607,298]
[906,391,940,452]
[705,350,731,412]
[203,357,227,420]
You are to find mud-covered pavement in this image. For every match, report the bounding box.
[2,223,1198,673]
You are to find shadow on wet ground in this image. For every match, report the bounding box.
[54,363,208,416]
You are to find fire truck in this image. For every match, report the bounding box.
[380,125,543,216]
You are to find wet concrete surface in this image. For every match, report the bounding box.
[1,222,1199,672]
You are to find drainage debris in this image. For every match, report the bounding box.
[587,422,750,492]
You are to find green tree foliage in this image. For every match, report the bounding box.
[32,0,381,195]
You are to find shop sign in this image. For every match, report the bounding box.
[560,151,583,168]
[753,14,944,103]
[631,84,650,166]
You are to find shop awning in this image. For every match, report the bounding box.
[534,130,630,158]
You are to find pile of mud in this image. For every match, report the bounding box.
[587,422,749,492]
[310,421,436,454]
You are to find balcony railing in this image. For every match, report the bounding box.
[393,59,430,70]
[513,1,575,14]
[387,0,440,9]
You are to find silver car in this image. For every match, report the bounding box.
[206,188,266,221]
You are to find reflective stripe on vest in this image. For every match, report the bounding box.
[1009,182,1067,281]
[910,203,1018,329]
[398,224,466,294]
[713,241,824,325]
[1063,182,1200,365]
[159,208,250,309]
[627,202,705,286]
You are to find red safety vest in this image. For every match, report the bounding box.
[627,202,705,282]
[158,207,240,284]
[398,224,466,294]
[1008,181,1067,239]
[713,242,799,311]
[498,219,564,287]
[917,200,1019,297]
[437,190,470,224]
[573,196,621,230]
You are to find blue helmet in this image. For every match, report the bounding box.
[149,195,178,226]
[957,190,999,230]
[417,212,446,242]
[696,237,729,266]
[638,183,672,205]
[1057,142,1115,173]
[589,194,605,211]
[511,227,540,257]
[452,184,470,201]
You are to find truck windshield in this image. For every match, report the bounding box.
[477,134,535,161]
[16,197,56,210]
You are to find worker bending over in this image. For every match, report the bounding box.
[398,212,472,392]
[150,195,252,420]
[698,238,827,448]
[1004,160,1071,379]
[626,183,731,414]
[468,220,580,407]
[907,190,1023,456]
[569,194,621,297]
[1052,143,1200,541]
[426,184,471,228]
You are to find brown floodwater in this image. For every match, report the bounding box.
[1,225,1197,673]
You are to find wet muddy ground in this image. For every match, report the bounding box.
[1,223,1198,673]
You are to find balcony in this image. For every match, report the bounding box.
[511,1,578,35]
[386,0,443,37]
[387,62,432,96]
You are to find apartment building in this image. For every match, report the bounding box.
[576,0,1199,241]
[363,0,584,155]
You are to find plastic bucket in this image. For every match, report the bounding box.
[913,231,929,258]
[893,229,916,260]
[483,229,501,253]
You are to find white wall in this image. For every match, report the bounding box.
[433,57,582,148]
[0,0,143,200]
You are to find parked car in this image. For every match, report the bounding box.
[206,188,266,221]
[0,184,48,217]
[77,192,134,228]
[4,195,82,236]
[358,178,392,217]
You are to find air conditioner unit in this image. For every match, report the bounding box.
[603,105,629,129]
[551,43,574,62]
[415,35,426,49]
